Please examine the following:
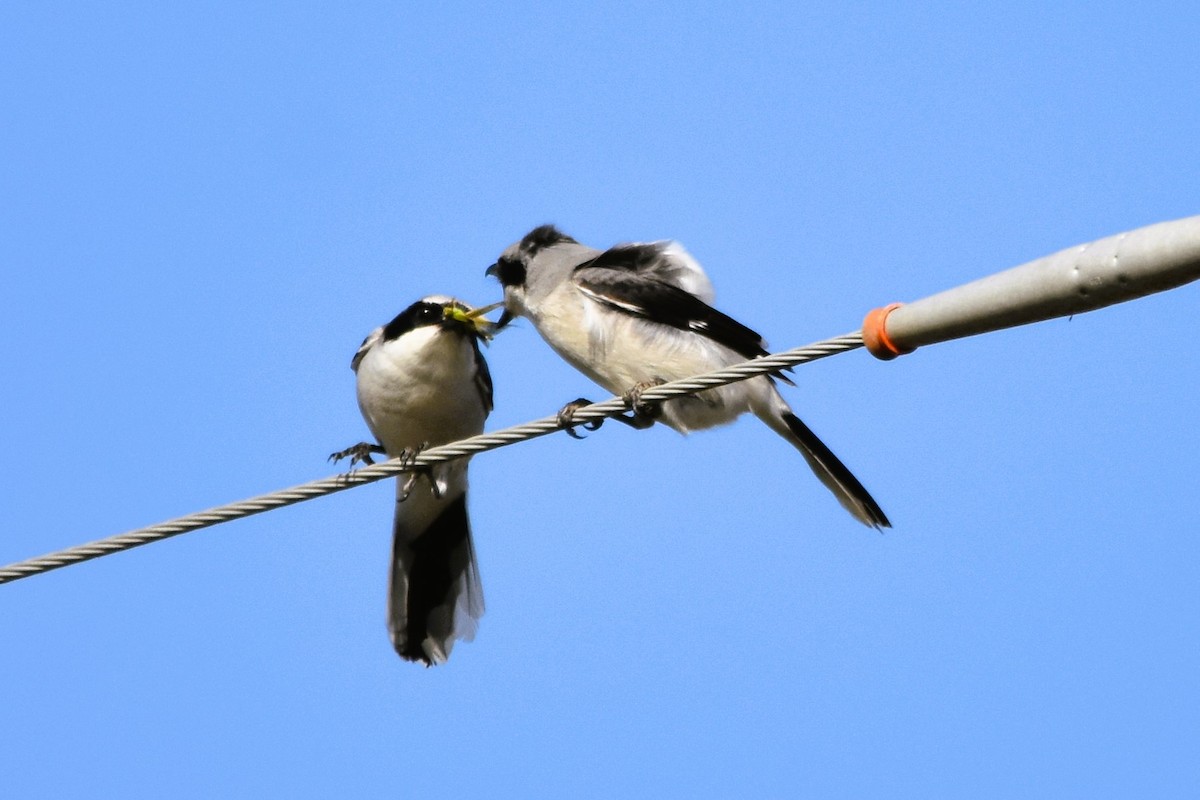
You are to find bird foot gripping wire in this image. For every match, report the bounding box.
[622,379,665,424]
[392,443,451,501]
[556,379,666,439]
[329,442,387,468]
[556,398,605,439]
[329,441,444,499]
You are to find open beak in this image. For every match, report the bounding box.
[483,262,516,328]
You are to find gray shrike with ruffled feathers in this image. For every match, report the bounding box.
[487,225,889,529]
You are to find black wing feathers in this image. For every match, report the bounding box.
[471,338,494,413]
[573,244,768,361]
[584,243,672,274]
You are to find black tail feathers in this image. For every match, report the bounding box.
[780,411,891,529]
[389,493,484,665]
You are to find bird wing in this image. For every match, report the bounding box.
[578,241,715,302]
[471,338,494,413]
[572,243,768,361]
[350,327,383,372]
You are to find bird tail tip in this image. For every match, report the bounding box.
[778,411,892,529]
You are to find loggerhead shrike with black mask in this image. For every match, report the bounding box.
[331,296,498,665]
[486,225,889,529]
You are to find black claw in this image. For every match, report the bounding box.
[397,442,429,469]
[557,398,604,439]
[329,442,386,468]
[397,443,441,501]
[622,379,666,421]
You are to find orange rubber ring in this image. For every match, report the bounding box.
[862,303,913,360]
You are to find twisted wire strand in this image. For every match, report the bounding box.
[0,332,864,585]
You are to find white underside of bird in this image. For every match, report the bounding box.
[350,296,492,665]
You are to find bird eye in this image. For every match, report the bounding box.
[381,299,454,341]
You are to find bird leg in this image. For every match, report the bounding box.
[557,398,605,439]
[621,379,665,427]
[557,380,666,439]
[328,441,387,468]
[397,443,442,501]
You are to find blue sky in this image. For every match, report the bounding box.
[2,2,1198,797]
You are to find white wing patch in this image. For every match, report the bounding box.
[575,282,646,315]
[652,241,715,304]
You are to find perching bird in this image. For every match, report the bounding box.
[331,296,496,665]
[486,225,889,529]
